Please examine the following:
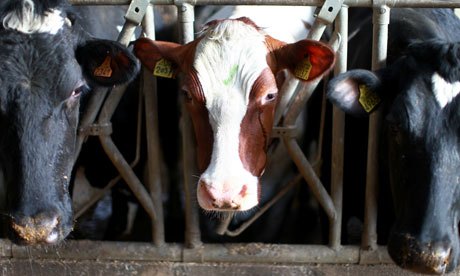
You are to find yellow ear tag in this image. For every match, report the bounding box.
[94,56,113,78]
[358,84,381,113]
[154,58,174,78]
[294,55,312,81]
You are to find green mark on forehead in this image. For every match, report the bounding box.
[223,64,239,86]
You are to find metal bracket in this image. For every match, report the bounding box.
[78,123,113,136]
[271,126,298,138]
[125,0,150,26]
[315,0,344,25]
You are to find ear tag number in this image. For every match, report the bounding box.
[154,58,174,78]
[294,55,312,81]
[358,84,381,113]
[94,56,113,78]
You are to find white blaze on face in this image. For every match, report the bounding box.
[432,72,460,108]
[3,0,66,35]
[194,20,269,210]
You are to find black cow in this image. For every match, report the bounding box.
[0,0,138,244]
[327,8,460,274]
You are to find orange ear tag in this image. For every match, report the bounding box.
[154,58,174,78]
[294,55,312,81]
[94,56,113,78]
[358,84,381,113]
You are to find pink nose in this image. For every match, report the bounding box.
[198,180,247,211]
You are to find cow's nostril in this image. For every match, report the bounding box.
[239,185,248,197]
[201,181,216,202]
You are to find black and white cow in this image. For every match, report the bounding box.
[327,8,460,274]
[0,0,138,244]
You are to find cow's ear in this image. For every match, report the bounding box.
[269,38,336,82]
[131,37,187,78]
[76,39,139,87]
[326,69,382,116]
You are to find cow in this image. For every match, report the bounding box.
[327,8,460,275]
[132,13,335,214]
[0,0,139,244]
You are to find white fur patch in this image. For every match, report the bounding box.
[194,20,267,209]
[432,73,460,108]
[3,0,65,35]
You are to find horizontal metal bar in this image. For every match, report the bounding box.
[68,0,460,8]
[0,239,392,264]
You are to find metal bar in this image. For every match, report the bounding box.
[329,5,347,250]
[142,3,166,247]
[177,2,202,249]
[6,239,393,264]
[282,15,329,127]
[68,0,460,8]
[99,135,157,221]
[75,82,145,220]
[225,175,303,237]
[283,138,337,222]
[361,4,390,252]
[74,19,138,161]
[274,75,299,126]
[74,87,108,161]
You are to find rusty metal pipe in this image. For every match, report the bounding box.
[142,3,166,246]
[329,5,347,250]
[177,3,202,249]
[362,5,389,252]
[69,0,460,8]
[8,240,392,264]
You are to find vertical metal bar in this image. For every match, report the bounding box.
[362,4,390,251]
[142,4,165,247]
[329,5,347,250]
[177,2,202,249]
[74,87,108,161]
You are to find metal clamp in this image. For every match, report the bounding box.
[315,0,344,25]
[271,126,298,138]
[125,0,150,26]
[78,123,113,136]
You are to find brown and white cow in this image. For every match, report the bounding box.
[133,17,335,211]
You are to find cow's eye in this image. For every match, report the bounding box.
[264,92,277,103]
[182,89,193,103]
[66,84,87,109]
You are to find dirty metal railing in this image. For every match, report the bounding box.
[61,0,460,266]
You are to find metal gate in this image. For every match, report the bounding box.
[1,0,460,275]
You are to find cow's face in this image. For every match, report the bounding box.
[0,0,139,244]
[327,40,460,274]
[133,18,335,212]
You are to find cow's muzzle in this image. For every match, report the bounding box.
[10,210,69,244]
[388,232,453,275]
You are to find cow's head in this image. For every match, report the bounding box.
[0,0,139,244]
[327,40,460,274]
[133,18,335,212]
